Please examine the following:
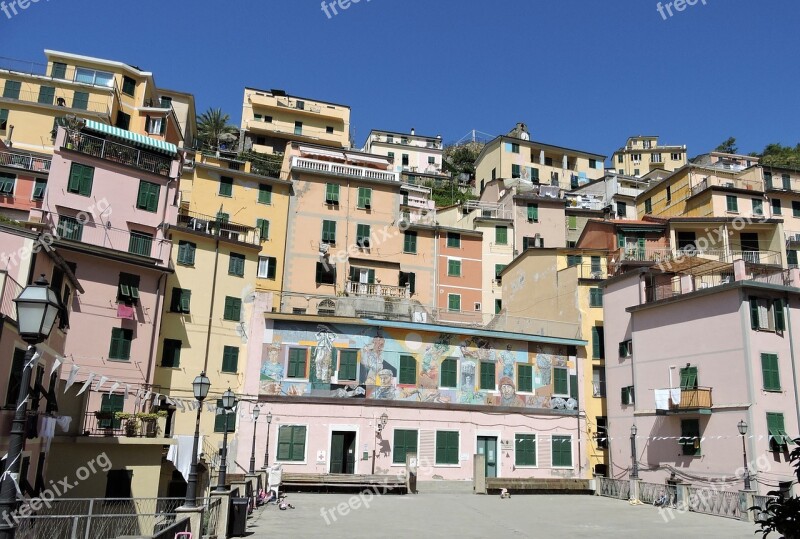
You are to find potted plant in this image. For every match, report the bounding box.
[115,412,137,437]
[136,410,168,438]
[94,410,115,435]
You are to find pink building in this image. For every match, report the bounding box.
[603,260,800,495]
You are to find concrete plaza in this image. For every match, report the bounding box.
[244,492,757,538]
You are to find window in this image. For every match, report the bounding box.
[399,271,416,295]
[6,349,25,406]
[256,218,270,241]
[275,425,308,462]
[144,116,164,135]
[447,294,461,312]
[750,297,785,332]
[402,154,409,166]
[294,121,303,135]
[67,163,93,196]
[218,176,233,197]
[287,348,307,379]
[589,158,597,169]
[447,259,462,277]
[592,366,606,397]
[783,174,792,190]
[621,386,635,405]
[551,436,572,467]
[357,187,372,209]
[634,169,640,176]
[446,232,460,248]
[567,215,577,230]
[435,431,459,465]
[0,173,14,196]
[128,231,153,257]
[325,183,340,204]
[617,154,624,164]
[99,394,124,429]
[108,328,133,360]
[596,417,608,449]
[631,153,642,162]
[495,299,502,314]
[57,215,83,241]
[393,429,418,464]
[589,288,603,307]
[789,250,799,268]
[479,361,495,390]
[326,126,334,134]
[794,201,800,218]
[726,195,738,212]
[679,366,698,390]
[495,226,508,245]
[258,184,272,204]
[356,224,371,248]
[51,62,67,79]
[112,271,139,307]
[161,339,181,368]
[72,91,89,110]
[494,264,507,283]
[592,325,605,359]
[428,156,436,165]
[170,288,191,313]
[2,80,21,99]
[761,353,781,391]
[228,253,245,277]
[214,399,237,433]
[338,350,358,381]
[591,256,602,274]
[403,231,417,253]
[221,346,239,373]
[517,364,533,393]
[399,355,417,385]
[258,256,277,279]
[223,296,242,321]
[680,419,701,456]
[32,179,46,201]
[553,367,568,395]
[767,413,792,452]
[315,262,336,284]
[118,75,136,96]
[440,358,457,388]
[515,434,537,466]
[527,203,538,222]
[671,152,682,161]
[618,340,632,358]
[177,241,196,266]
[0,109,7,132]
[136,181,160,212]
[772,199,782,215]
[752,198,763,216]
[511,164,521,179]
[321,220,336,244]
[644,198,652,214]
[37,86,55,105]
[387,152,395,161]
[617,201,627,217]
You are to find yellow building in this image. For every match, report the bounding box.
[611,135,687,177]
[500,248,609,476]
[0,49,195,154]
[240,87,351,155]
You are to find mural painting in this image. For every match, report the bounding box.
[259,321,576,411]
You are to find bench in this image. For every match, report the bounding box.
[485,478,593,495]
[280,473,408,494]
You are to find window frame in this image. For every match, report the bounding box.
[447,294,461,312]
[479,361,496,391]
[399,355,417,385]
[161,339,182,368]
[257,183,272,205]
[108,327,133,361]
[223,296,242,321]
[257,256,277,280]
[177,240,196,266]
[218,176,233,197]
[228,252,246,277]
[517,364,533,393]
[551,435,573,468]
[434,430,460,466]
[221,345,239,373]
[446,232,461,248]
[403,231,417,254]
[439,358,458,389]
[287,348,308,379]
[515,434,537,467]
[392,429,419,465]
[447,258,462,277]
[761,353,781,392]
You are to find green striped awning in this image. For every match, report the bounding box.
[83,120,177,156]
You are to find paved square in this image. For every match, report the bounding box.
[244,493,757,538]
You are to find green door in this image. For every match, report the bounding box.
[330,431,356,474]
[477,436,498,478]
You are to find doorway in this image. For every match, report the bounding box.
[477,436,498,478]
[740,233,760,263]
[330,431,356,474]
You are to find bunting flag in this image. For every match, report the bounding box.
[107,382,120,396]
[77,373,96,395]
[64,365,80,392]
[123,384,131,400]
[25,348,40,370]
[94,375,109,393]
[49,357,63,377]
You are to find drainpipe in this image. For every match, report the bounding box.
[785,295,800,434]
[203,237,221,372]
[145,271,167,389]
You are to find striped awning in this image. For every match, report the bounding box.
[83,120,177,156]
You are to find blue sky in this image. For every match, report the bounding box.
[2,0,798,160]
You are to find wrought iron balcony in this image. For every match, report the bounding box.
[81,411,167,438]
[66,130,173,177]
[175,209,260,245]
[0,150,51,173]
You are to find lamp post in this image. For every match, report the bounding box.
[215,388,237,491]
[630,424,639,479]
[249,406,260,475]
[0,276,61,539]
[372,413,389,474]
[262,412,272,469]
[738,420,751,491]
[183,372,210,508]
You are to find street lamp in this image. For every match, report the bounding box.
[249,406,260,475]
[372,413,389,474]
[216,388,237,491]
[0,276,61,539]
[630,424,639,479]
[183,372,210,508]
[738,420,751,491]
[262,411,273,469]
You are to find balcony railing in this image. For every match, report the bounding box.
[291,156,399,182]
[81,412,167,438]
[657,387,713,411]
[346,281,410,298]
[616,187,642,197]
[690,176,763,197]
[618,247,673,263]
[67,130,174,177]
[463,200,512,219]
[0,271,22,320]
[0,150,51,173]
[1,88,111,117]
[567,263,607,280]
[175,209,260,245]
[764,175,800,193]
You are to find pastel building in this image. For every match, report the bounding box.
[611,136,687,178]
[602,261,800,494]
[761,165,800,267]
[0,142,51,221]
[362,129,444,175]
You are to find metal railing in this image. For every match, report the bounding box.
[686,486,741,519]
[618,247,673,263]
[691,176,763,197]
[67,130,174,177]
[597,477,630,500]
[346,280,410,299]
[175,208,260,245]
[638,481,677,506]
[81,412,165,438]
[1,88,111,117]
[291,156,399,182]
[0,272,22,320]
[0,150,51,173]
[462,200,512,219]
[201,497,222,537]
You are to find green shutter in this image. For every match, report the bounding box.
[219,177,233,197]
[447,233,460,248]
[338,350,358,381]
[399,355,416,384]
[38,86,55,105]
[761,354,781,391]
[527,204,538,221]
[177,241,196,265]
[518,365,533,393]
[68,164,93,196]
[515,434,536,466]
[727,195,738,212]
[136,181,160,212]
[256,219,270,240]
[441,358,457,388]
[258,184,272,204]
[774,299,785,331]
[495,226,507,245]
[570,374,578,401]
[590,288,603,307]
[109,328,131,360]
[222,346,239,373]
[325,183,340,203]
[447,294,461,312]
[357,224,370,246]
[592,326,604,358]
[435,431,459,465]
[479,362,495,390]
[679,366,698,389]
[553,367,568,395]
[448,259,461,277]
[750,297,760,330]
[72,91,89,110]
[288,348,307,379]
[322,220,336,243]
[229,253,245,277]
[568,215,577,230]
[404,231,417,253]
[223,296,241,321]
[357,187,371,208]
[393,429,418,464]
[552,436,572,467]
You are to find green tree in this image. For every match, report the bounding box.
[753,437,800,539]
[443,142,484,179]
[196,108,238,150]
[715,137,738,154]
[760,143,800,169]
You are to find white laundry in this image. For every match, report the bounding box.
[54,415,72,432]
[654,389,671,410]
[669,388,682,406]
[166,435,200,481]
[40,416,56,452]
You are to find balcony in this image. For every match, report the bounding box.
[175,209,260,245]
[66,131,174,177]
[0,150,51,173]
[0,88,111,117]
[463,200,512,219]
[290,156,399,182]
[616,187,642,198]
[0,271,22,320]
[81,411,167,439]
[656,387,713,413]
[690,176,762,197]
[570,263,607,280]
[618,247,673,263]
[346,281,410,298]
[765,175,800,193]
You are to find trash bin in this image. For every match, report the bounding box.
[229,497,249,537]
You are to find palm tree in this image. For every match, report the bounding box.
[196,108,238,151]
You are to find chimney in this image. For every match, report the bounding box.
[411,128,415,136]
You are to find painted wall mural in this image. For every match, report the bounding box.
[260,321,577,411]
